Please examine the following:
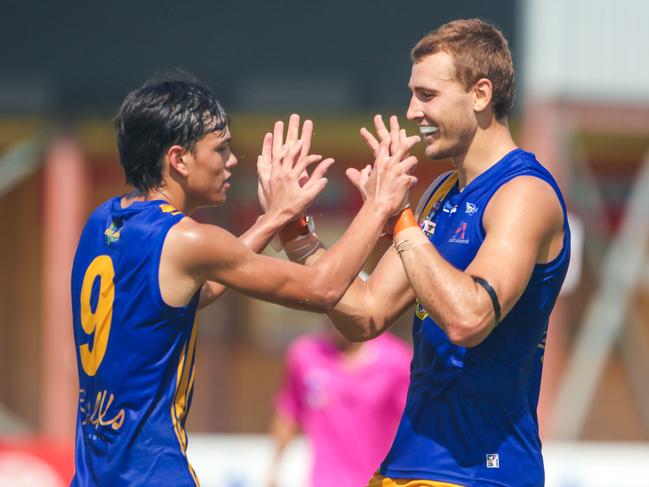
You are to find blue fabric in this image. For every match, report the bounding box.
[380,149,570,487]
[70,197,200,487]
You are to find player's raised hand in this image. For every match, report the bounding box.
[360,114,411,158]
[350,121,419,217]
[257,114,334,220]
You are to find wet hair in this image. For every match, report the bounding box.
[412,19,515,120]
[114,70,228,191]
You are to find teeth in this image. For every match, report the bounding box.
[419,126,439,135]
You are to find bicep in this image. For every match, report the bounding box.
[465,177,564,318]
[190,225,318,309]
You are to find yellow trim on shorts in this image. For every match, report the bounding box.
[367,472,465,487]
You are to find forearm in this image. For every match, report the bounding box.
[395,227,494,346]
[199,212,291,308]
[286,227,406,341]
[298,202,388,310]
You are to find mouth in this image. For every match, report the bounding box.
[419,125,439,136]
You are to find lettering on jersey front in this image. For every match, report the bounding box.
[80,388,125,432]
[415,299,429,320]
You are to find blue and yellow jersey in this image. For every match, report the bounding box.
[380,149,570,486]
[70,197,200,486]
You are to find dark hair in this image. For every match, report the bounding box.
[114,72,228,191]
[412,19,515,120]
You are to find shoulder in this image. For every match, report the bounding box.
[165,217,240,265]
[484,175,564,236]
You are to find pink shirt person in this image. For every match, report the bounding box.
[274,332,411,487]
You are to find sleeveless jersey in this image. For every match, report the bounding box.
[70,197,200,486]
[380,149,570,487]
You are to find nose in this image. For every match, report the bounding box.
[406,95,424,122]
[226,152,238,169]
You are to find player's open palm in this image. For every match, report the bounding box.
[257,114,334,220]
[348,119,419,216]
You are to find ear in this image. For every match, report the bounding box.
[167,145,190,177]
[473,78,493,114]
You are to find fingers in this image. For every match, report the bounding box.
[397,155,419,176]
[299,119,313,159]
[282,139,303,172]
[376,133,391,164]
[304,158,335,188]
[261,132,273,163]
[389,115,400,154]
[360,127,380,157]
[272,121,284,157]
[392,135,421,162]
[373,114,389,141]
[292,153,322,177]
[345,167,361,187]
[286,113,300,146]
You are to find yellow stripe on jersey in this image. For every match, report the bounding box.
[420,171,459,224]
[171,315,200,486]
[160,204,182,216]
[367,472,465,487]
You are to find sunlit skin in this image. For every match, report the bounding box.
[183,128,237,209]
[406,51,518,189]
[406,51,478,162]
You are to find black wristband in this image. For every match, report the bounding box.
[471,276,501,326]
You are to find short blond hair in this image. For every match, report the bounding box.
[412,19,515,120]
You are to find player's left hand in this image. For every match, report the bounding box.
[257,114,334,222]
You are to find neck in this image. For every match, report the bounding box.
[124,179,189,213]
[452,120,517,190]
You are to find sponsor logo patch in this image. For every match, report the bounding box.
[448,222,469,244]
[486,453,500,468]
[465,202,478,215]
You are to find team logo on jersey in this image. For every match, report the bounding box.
[420,219,436,237]
[465,202,478,215]
[104,221,123,245]
[442,201,457,215]
[449,222,469,244]
[486,453,500,468]
[415,299,429,320]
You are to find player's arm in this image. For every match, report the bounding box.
[274,116,421,341]
[165,134,418,311]
[395,176,565,347]
[199,116,332,308]
[308,245,416,341]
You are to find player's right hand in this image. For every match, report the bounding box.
[347,115,419,218]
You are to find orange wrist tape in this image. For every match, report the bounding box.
[279,216,310,243]
[393,208,418,236]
